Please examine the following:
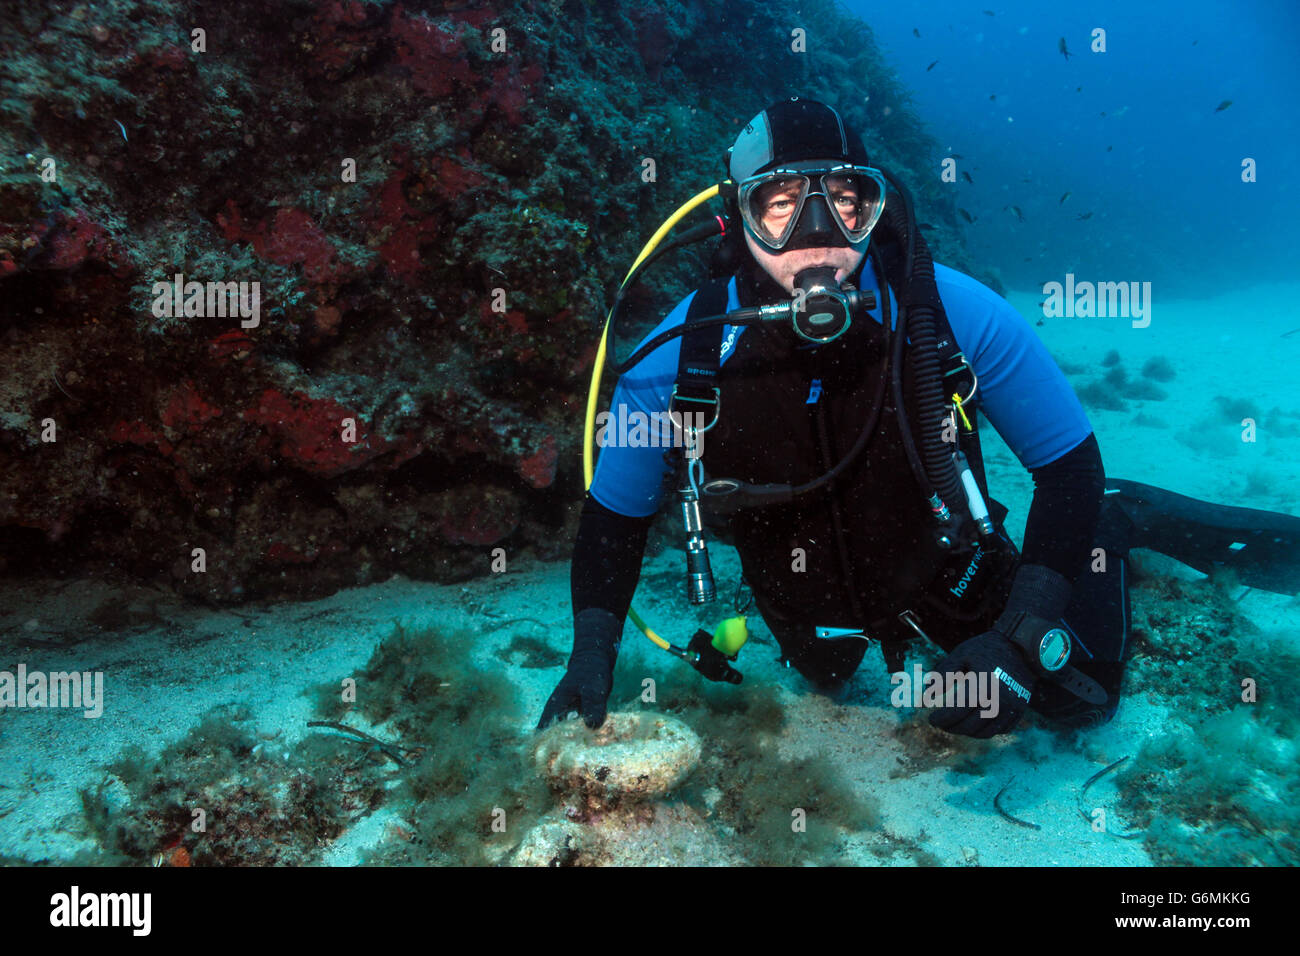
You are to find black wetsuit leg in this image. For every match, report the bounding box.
[753,591,869,688]
[1030,495,1136,727]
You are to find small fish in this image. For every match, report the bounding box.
[1106,145,1113,151]
[1075,86,1082,92]
[1059,191,1070,205]
[927,59,939,71]
[1058,37,1072,60]
[913,27,921,37]
[1007,205,1024,222]
[1024,257,1033,262]
[961,170,973,183]
[958,208,975,223]
[1076,211,1093,220]
[983,9,995,15]
[1215,99,1232,112]
[1100,111,1106,117]
[989,94,996,101]
[1192,39,1198,46]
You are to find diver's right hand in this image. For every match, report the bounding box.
[537,608,623,730]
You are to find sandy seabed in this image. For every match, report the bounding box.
[1,281,1297,866]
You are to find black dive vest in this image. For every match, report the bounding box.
[675,255,1017,651]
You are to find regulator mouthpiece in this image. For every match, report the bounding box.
[790,267,872,344]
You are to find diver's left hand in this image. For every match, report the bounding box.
[928,630,1036,738]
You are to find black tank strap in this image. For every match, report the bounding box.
[671,277,731,419]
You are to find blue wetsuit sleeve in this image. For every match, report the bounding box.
[590,281,746,517]
[935,264,1104,582]
[935,264,1093,469]
[589,293,693,517]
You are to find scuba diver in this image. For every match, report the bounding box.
[538,96,1300,739]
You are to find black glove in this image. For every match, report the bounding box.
[687,628,744,684]
[929,563,1073,739]
[928,630,1037,737]
[537,608,623,730]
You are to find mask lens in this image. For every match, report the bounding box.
[823,170,884,242]
[739,174,809,249]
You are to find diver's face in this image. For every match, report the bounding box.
[744,230,866,295]
[752,176,865,238]
[743,173,869,293]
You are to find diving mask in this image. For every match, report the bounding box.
[737,162,887,251]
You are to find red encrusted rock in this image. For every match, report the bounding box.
[309,0,373,73]
[431,154,488,201]
[376,222,428,283]
[479,301,529,334]
[373,153,416,221]
[264,209,341,282]
[160,380,223,434]
[518,434,558,489]
[109,419,165,449]
[368,155,437,283]
[313,304,342,336]
[208,329,255,361]
[489,63,543,126]
[243,388,394,478]
[389,6,542,126]
[146,43,190,72]
[321,0,368,28]
[390,5,474,99]
[215,200,249,244]
[42,210,130,274]
[216,202,349,284]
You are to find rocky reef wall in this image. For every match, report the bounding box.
[0,0,976,601]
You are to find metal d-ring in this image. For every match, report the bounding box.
[669,385,721,434]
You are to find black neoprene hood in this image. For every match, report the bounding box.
[727,97,872,181]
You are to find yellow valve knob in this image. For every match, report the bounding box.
[712,616,749,657]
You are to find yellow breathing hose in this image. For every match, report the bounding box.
[582,183,724,651]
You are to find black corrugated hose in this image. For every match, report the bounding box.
[878,174,963,513]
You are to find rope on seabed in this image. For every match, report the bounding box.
[1076,755,1143,839]
[306,720,421,768]
[993,777,1041,831]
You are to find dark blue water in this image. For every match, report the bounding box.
[840,0,1299,295]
